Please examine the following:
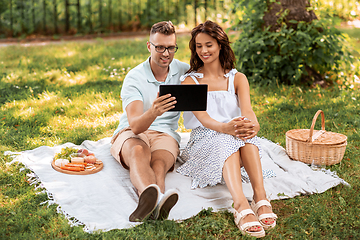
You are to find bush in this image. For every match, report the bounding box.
[232,0,358,86]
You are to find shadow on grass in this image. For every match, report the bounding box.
[0,77,123,105]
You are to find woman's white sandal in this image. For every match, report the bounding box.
[233,208,265,238]
[251,200,278,230]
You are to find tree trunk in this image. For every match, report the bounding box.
[53,0,58,34]
[263,0,317,31]
[263,0,326,86]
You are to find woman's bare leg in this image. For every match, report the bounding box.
[222,151,261,232]
[240,143,275,225]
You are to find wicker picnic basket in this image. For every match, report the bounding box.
[285,110,347,166]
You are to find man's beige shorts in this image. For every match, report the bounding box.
[110,127,179,170]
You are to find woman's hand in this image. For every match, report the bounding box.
[231,117,258,140]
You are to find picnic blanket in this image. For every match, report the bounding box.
[7,133,348,232]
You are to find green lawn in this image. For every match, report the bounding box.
[0,29,359,239]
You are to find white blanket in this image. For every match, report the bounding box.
[8,133,348,232]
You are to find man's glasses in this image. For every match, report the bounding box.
[149,42,178,53]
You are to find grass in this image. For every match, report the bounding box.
[1,28,360,239]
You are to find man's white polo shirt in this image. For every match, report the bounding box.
[114,57,189,144]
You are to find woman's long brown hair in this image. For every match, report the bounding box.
[188,20,236,73]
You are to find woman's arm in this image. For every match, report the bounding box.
[182,76,241,137]
[233,72,260,139]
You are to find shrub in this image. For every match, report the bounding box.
[232,0,357,86]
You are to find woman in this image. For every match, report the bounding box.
[177,21,277,238]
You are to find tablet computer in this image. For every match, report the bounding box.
[159,84,208,111]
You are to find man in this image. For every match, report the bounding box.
[110,21,189,222]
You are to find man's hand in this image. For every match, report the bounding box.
[126,93,176,135]
[150,93,177,116]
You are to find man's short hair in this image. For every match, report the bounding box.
[150,21,175,36]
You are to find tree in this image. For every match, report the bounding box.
[263,0,317,31]
[264,0,323,84]
[232,0,356,86]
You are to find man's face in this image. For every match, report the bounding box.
[147,33,177,69]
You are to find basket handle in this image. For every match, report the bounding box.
[307,110,326,143]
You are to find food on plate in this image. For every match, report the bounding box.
[84,155,97,164]
[71,157,85,164]
[60,166,83,172]
[54,147,101,173]
[86,165,96,170]
[65,163,87,167]
[77,148,96,156]
[77,148,89,156]
[54,159,69,167]
[64,163,85,170]
[54,147,78,161]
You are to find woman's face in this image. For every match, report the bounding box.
[195,33,221,64]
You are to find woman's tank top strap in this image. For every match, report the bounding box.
[190,75,200,84]
[180,72,203,84]
[224,69,238,94]
[181,70,238,88]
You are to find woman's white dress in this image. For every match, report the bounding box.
[177,69,275,189]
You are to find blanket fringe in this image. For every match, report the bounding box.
[310,165,350,187]
[7,151,92,233]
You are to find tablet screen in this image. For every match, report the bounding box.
[159,84,208,111]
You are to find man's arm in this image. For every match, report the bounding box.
[126,93,176,135]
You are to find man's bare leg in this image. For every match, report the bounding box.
[150,149,178,220]
[150,149,175,193]
[121,138,156,195]
[121,138,162,221]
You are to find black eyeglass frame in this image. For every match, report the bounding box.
[149,42,178,53]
